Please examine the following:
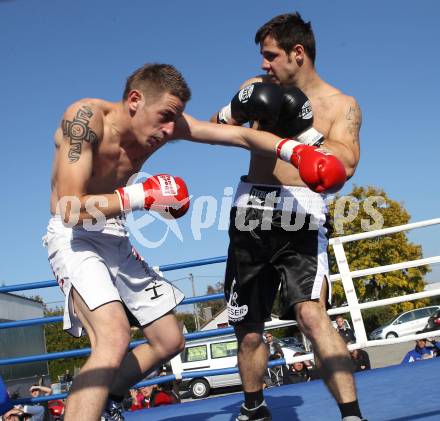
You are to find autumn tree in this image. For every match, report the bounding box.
[175,312,196,332]
[203,281,226,319]
[328,185,430,330]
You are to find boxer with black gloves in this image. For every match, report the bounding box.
[215,82,347,194]
[219,82,324,146]
[217,82,283,129]
[210,12,363,421]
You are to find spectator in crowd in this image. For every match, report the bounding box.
[150,381,180,407]
[25,385,52,421]
[139,386,154,408]
[264,332,284,360]
[348,344,371,372]
[285,359,311,384]
[262,337,288,389]
[263,352,290,388]
[29,385,52,399]
[61,370,73,385]
[60,370,73,394]
[127,386,151,411]
[2,404,45,421]
[2,385,57,421]
[335,316,356,344]
[2,406,22,421]
[401,334,440,363]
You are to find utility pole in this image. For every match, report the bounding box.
[189,273,200,331]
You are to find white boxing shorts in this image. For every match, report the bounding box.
[43,215,184,337]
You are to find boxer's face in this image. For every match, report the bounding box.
[260,35,299,86]
[129,90,185,148]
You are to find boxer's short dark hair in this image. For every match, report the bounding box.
[255,12,316,64]
[123,63,191,103]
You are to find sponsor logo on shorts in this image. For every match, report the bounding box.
[227,280,248,323]
[238,85,255,103]
[248,186,281,207]
[299,100,313,120]
[227,303,249,322]
[145,281,164,300]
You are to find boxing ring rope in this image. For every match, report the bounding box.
[0,293,226,330]
[0,256,229,294]
[1,218,440,407]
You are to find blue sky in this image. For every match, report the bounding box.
[1,0,439,309]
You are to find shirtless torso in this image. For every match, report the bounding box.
[242,75,360,185]
[50,92,183,219]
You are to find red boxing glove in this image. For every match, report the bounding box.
[115,174,190,218]
[277,139,346,193]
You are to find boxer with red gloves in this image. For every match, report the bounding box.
[276,138,346,193]
[45,64,193,421]
[209,12,363,421]
[115,174,190,218]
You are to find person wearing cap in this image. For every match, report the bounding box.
[401,334,440,363]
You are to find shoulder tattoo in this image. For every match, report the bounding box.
[346,103,362,140]
[62,105,98,163]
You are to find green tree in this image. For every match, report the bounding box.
[43,307,90,381]
[203,281,226,319]
[175,312,196,332]
[328,185,430,329]
[43,307,152,380]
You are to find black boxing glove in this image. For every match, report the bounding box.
[217,83,284,129]
[273,87,324,146]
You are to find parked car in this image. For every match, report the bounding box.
[279,336,305,350]
[270,337,305,355]
[421,308,440,333]
[369,306,440,340]
[171,334,304,399]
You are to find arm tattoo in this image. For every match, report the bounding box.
[346,104,361,144]
[62,105,98,163]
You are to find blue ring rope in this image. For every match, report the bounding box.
[0,256,227,294]
[0,326,236,365]
[0,293,225,330]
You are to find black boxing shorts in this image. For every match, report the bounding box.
[224,178,332,325]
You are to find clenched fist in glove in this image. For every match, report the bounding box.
[115,174,190,218]
[277,139,346,193]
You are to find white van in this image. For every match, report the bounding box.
[170,334,303,399]
[369,305,440,340]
